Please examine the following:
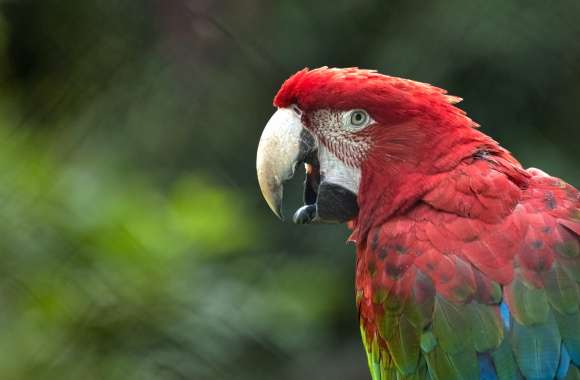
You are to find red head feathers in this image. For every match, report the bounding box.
[273,67,477,130]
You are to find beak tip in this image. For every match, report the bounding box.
[257,178,285,221]
[265,196,284,221]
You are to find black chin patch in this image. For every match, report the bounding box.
[316,182,359,223]
[292,181,358,224]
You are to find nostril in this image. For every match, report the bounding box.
[291,104,303,117]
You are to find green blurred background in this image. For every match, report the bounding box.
[0,1,578,379]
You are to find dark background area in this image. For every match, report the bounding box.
[0,1,578,379]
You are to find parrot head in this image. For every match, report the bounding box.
[256,67,494,236]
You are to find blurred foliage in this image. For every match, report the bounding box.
[0,0,578,379]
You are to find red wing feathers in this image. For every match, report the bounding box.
[357,158,580,379]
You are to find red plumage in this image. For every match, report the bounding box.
[273,67,580,379]
[356,162,578,327]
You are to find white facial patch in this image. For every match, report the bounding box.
[317,143,361,194]
[306,108,370,195]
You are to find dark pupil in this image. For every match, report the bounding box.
[354,113,363,123]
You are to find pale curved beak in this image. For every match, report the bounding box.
[256,108,314,219]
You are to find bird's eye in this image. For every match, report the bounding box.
[348,110,370,128]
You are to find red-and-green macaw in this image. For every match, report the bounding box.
[256,67,580,380]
